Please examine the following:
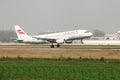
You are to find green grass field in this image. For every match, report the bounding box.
[0,58,120,80]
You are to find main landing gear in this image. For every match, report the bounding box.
[57,44,60,48]
[50,43,60,48]
[51,43,54,48]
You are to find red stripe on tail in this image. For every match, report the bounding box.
[17,29,25,34]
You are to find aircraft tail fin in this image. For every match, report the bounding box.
[14,25,30,41]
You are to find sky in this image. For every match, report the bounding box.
[0,0,120,34]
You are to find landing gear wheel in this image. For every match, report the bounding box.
[51,45,54,48]
[81,41,84,44]
[57,44,60,48]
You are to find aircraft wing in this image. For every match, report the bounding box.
[32,37,56,42]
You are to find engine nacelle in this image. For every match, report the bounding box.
[56,39,64,44]
[65,40,72,44]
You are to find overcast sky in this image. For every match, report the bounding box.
[0,0,120,34]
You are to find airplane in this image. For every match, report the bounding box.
[14,25,93,48]
[14,25,47,44]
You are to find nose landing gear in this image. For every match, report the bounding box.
[81,39,84,44]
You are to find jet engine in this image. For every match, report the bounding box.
[56,39,64,44]
[65,40,72,44]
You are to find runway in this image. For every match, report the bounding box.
[0,43,120,50]
[0,43,120,59]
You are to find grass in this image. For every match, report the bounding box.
[0,58,120,80]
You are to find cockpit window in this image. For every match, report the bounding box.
[85,31,90,33]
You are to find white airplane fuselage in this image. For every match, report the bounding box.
[14,25,93,47]
[34,30,93,44]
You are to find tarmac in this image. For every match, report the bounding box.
[0,43,120,59]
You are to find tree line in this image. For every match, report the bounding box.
[0,30,16,42]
